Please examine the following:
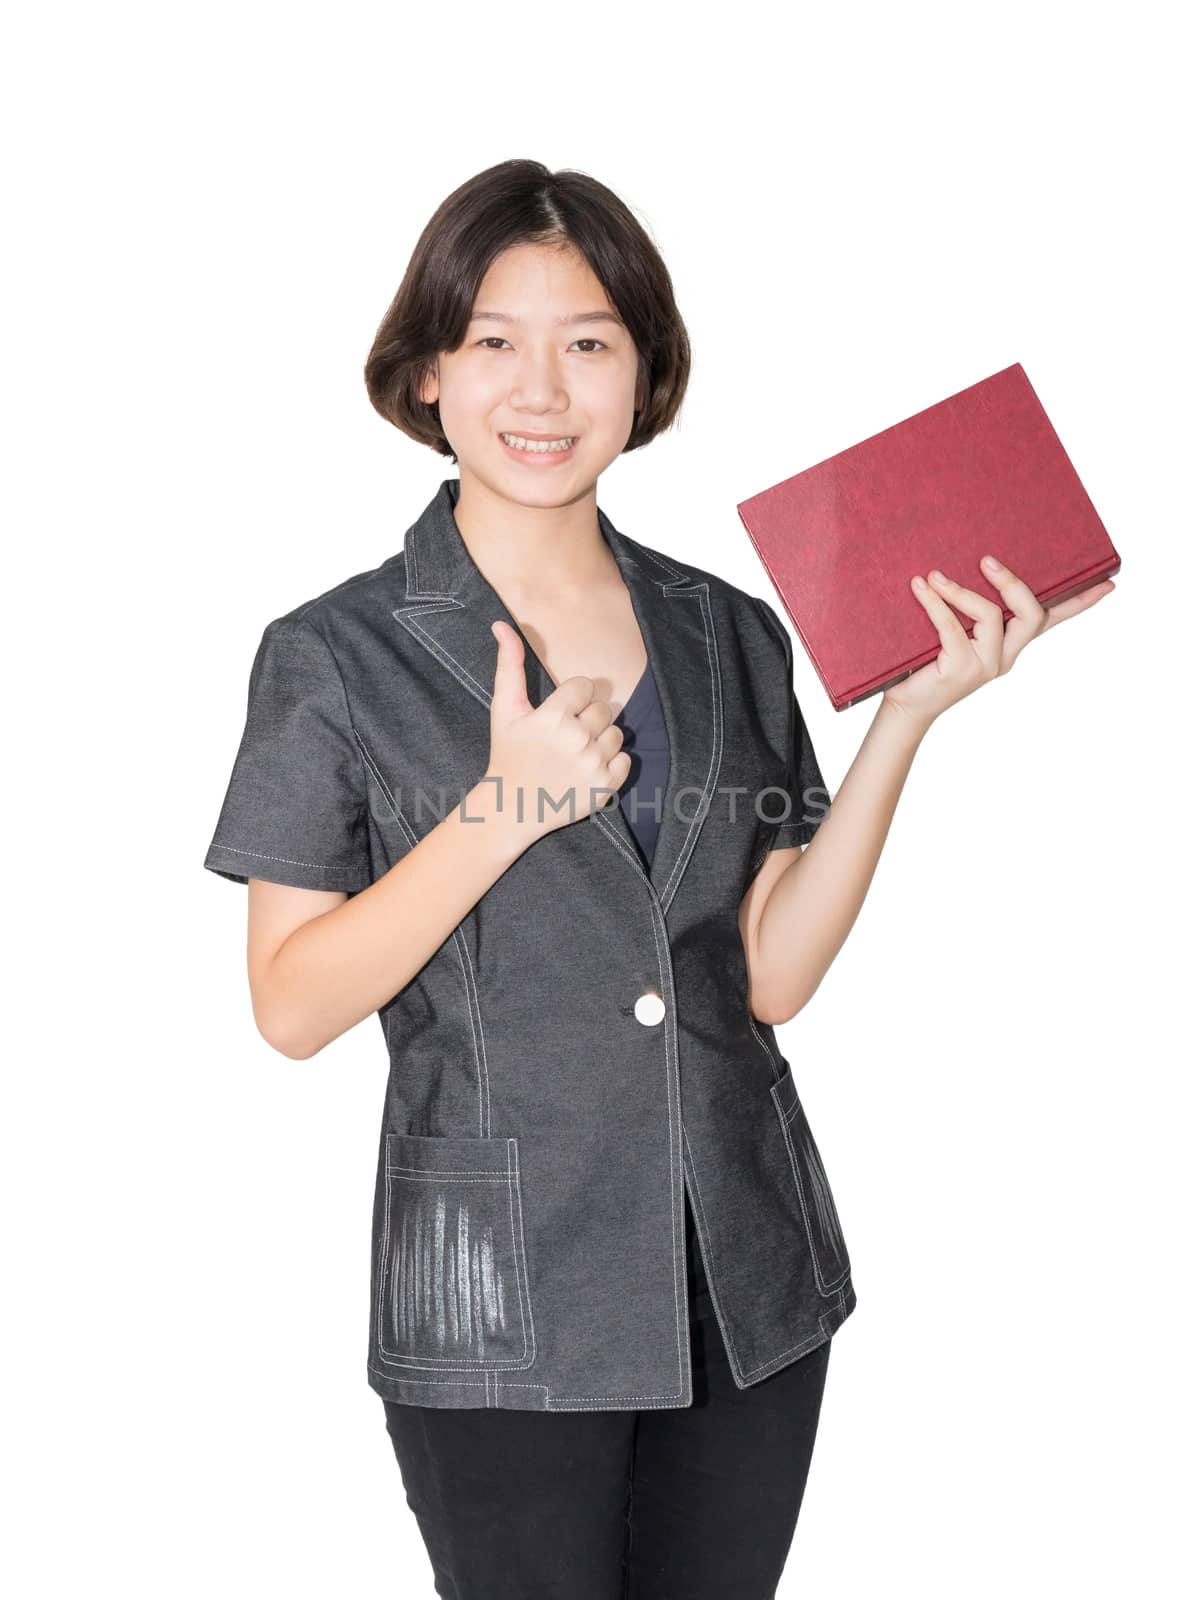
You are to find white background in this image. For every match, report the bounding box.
[6,2,1189,1595]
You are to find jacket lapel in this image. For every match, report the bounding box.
[392,478,722,914]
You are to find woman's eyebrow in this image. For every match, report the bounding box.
[469,309,626,329]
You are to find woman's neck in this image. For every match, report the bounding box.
[452,468,618,605]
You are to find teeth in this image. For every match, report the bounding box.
[500,433,576,453]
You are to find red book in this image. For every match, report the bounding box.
[736,363,1121,710]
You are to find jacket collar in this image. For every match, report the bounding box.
[392,477,723,912]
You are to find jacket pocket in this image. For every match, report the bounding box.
[770,1062,851,1294]
[377,1133,536,1369]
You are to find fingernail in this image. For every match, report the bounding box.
[930,569,946,582]
[912,575,926,590]
[983,555,1002,570]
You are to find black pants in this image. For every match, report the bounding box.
[381,1194,833,1598]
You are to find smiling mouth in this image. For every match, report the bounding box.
[498,431,579,458]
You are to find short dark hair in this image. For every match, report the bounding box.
[364,160,691,461]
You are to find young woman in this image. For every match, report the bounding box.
[203,160,1114,1597]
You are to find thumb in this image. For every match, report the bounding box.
[489,620,533,720]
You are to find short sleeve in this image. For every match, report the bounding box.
[752,596,832,849]
[202,614,372,892]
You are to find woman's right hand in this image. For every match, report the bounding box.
[485,619,631,843]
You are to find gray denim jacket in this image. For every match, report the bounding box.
[203,476,858,1412]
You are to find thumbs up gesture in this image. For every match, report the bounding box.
[484,620,632,845]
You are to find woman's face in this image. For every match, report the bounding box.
[421,241,644,506]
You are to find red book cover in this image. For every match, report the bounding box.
[736,363,1121,710]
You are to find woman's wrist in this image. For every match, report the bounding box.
[874,692,936,747]
[463,774,545,867]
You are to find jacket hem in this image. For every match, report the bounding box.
[367,1363,701,1413]
[732,1277,858,1389]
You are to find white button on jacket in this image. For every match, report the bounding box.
[634,993,666,1027]
[204,477,857,1412]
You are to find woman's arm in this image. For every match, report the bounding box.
[249,777,531,1060]
[247,621,630,1060]
[740,555,1116,1027]
[740,698,925,1025]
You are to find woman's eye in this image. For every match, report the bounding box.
[475,337,607,353]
